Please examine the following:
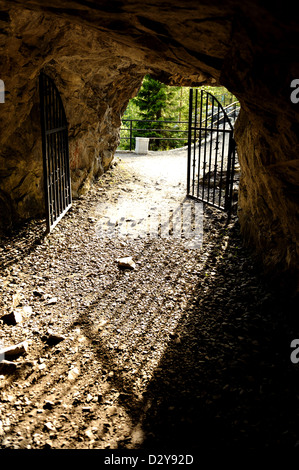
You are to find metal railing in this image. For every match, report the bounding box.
[199,101,240,129]
[119,102,240,151]
[119,119,189,151]
[222,101,240,122]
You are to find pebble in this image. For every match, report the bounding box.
[82,407,91,412]
[1,310,23,325]
[12,292,22,308]
[85,429,94,439]
[45,332,66,346]
[68,367,80,381]
[0,340,29,358]
[1,150,292,450]
[44,422,56,432]
[47,297,58,305]
[43,400,54,410]
[106,405,118,416]
[116,257,136,269]
[33,288,45,297]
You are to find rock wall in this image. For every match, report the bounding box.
[219,11,299,291]
[0,7,149,230]
[0,1,298,291]
[0,2,224,232]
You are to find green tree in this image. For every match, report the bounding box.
[133,75,176,120]
[118,79,238,151]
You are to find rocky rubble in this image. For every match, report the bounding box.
[0,1,299,289]
[0,151,298,450]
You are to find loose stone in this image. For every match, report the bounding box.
[116,257,136,269]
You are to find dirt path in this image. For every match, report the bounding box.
[0,149,298,452]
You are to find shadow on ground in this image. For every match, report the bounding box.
[0,218,47,270]
[115,219,298,451]
[1,170,298,451]
[74,214,299,450]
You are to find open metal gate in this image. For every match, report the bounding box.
[39,72,72,233]
[187,89,238,212]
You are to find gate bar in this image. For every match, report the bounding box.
[187,88,238,212]
[39,72,72,233]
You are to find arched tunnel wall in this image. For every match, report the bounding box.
[0,1,298,293]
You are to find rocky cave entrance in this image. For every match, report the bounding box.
[108,84,241,248]
[0,1,298,295]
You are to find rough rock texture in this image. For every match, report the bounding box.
[0,1,299,290]
[0,7,149,227]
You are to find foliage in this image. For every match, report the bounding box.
[131,75,184,150]
[200,85,235,107]
[118,77,237,151]
[132,75,179,120]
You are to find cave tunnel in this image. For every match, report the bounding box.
[0,0,298,294]
[0,0,299,453]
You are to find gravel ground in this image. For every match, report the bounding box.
[0,148,298,452]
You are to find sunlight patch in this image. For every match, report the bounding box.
[0,340,4,362]
[95,197,203,249]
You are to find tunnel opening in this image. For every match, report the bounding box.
[109,81,241,249]
[0,2,298,296]
[0,0,299,453]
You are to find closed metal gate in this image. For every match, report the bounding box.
[187,89,238,212]
[39,72,72,233]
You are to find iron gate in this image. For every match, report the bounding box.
[187,89,238,212]
[39,72,72,233]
